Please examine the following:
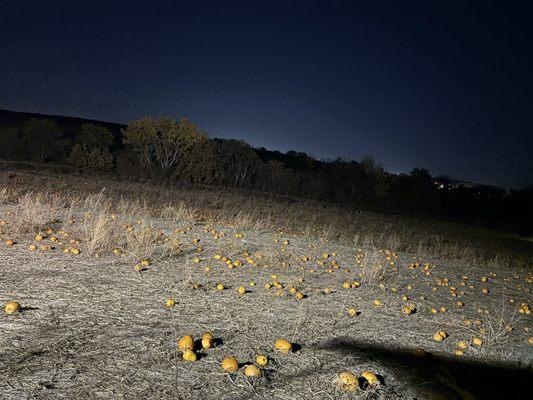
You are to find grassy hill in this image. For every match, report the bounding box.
[0,108,125,138]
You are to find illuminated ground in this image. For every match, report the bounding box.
[1,203,531,399]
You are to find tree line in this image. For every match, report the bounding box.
[0,115,531,234]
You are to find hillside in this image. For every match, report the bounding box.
[0,108,532,236]
[0,108,125,138]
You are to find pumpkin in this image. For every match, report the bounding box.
[433,332,446,342]
[178,335,195,351]
[201,337,213,349]
[457,341,468,350]
[338,371,358,392]
[256,355,268,366]
[221,357,239,372]
[165,298,176,308]
[339,372,358,385]
[472,337,483,346]
[402,306,413,315]
[361,371,378,386]
[216,283,225,291]
[412,348,426,357]
[274,339,292,354]
[4,301,20,314]
[238,286,247,295]
[182,349,197,361]
[244,364,261,377]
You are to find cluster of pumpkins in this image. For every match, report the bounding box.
[177,332,292,378]
[337,370,379,392]
[177,331,380,391]
[432,329,486,356]
[4,230,81,255]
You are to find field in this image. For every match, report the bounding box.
[1,170,532,399]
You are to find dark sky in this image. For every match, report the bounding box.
[1,0,532,187]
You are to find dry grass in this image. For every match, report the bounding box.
[160,202,196,225]
[0,169,530,268]
[75,192,117,255]
[7,192,60,235]
[124,222,175,262]
[0,187,12,204]
[0,169,531,399]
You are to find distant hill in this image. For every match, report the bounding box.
[0,108,125,140]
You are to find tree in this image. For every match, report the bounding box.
[69,144,113,171]
[215,139,262,187]
[69,123,114,171]
[410,167,431,181]
[358,155,389,201]
[69,144,86,168]
[154,117,200,172]
[21,118,66,162]
[175,134,217,184]
[122,116,201,175]
[121,116,156,167]
[0,127,26,160]
[77,123,114,148]
[87,147,113,171]
[261,159,300,195]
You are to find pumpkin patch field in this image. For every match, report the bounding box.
[0,171,531,399]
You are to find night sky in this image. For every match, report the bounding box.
[1,0,532,187]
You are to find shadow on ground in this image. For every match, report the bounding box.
[316,338,532,399]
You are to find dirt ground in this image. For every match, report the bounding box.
[1,206,532,399]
